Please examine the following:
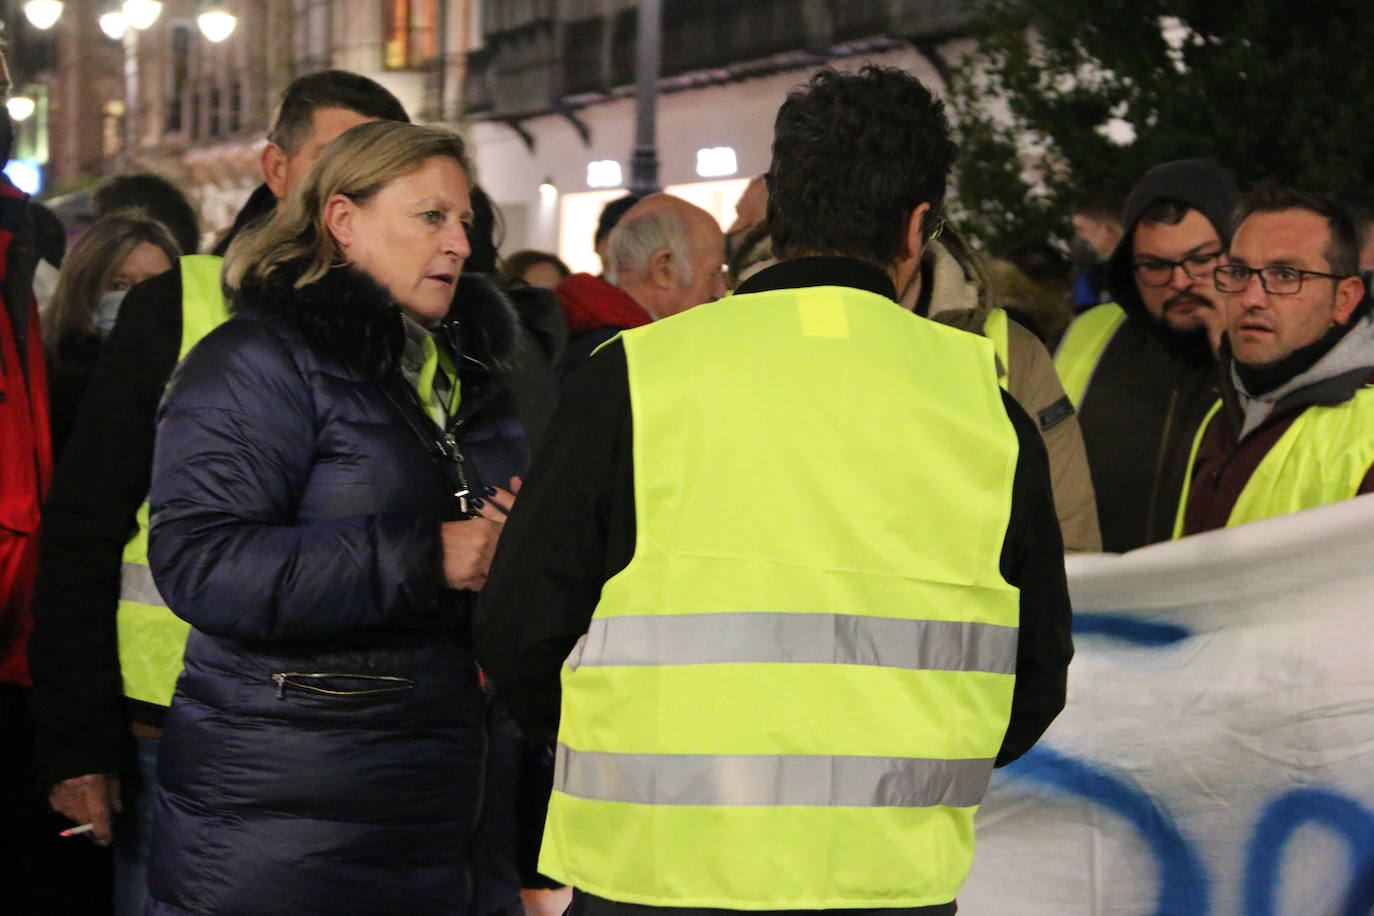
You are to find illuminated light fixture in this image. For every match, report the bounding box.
[122,0,163,30]
[538,177,557,199]
[586,160,622,189]
[99,10,129,40]
[23,0,64,30]
[6,96,36,122]
[197,9,236,42]
[695,146,738,178]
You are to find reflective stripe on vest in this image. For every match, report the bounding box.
[541,284,1021,909]
[1176,386,1374,537]
[571,612,1017,674]
[984,307,1011,391]
[116,255,229,707]
[554,743,995,809]
[1054,303,1126,407]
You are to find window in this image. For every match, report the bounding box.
[384,0,440,70]
[293,0,332,72]
[166,23,194,133]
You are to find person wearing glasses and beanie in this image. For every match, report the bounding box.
[1176,185,1374,536]
[1054,158,1238,551]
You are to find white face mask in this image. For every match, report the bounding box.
[91,289,128,337]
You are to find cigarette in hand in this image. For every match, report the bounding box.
[60,823,95,837]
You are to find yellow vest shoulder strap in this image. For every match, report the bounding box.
[178,254,229,361]
[983,308,1011,391]
[1054,303,1126,408]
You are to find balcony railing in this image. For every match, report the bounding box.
[466,0,968,119]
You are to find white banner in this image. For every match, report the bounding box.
[962,495,1374,915]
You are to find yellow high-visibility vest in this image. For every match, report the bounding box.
[116,255,229,706]
[1054,303,1126,407]
[984,307,1011,391]
[541,283,1022,909]
[1174,386,1374,537]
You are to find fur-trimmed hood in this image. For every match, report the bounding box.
[234,259,521,381]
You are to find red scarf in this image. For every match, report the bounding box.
[555,273,651,336]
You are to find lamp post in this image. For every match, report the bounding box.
[197,5,237,43]
[629,0,661,196]
[22,1,64,30]
[121,0,163,31]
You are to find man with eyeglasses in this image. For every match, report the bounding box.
[1055,158,1237,551]
[1176,186,1374,536]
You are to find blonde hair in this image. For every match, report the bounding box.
[223,121,472,292]
[44,211,180,353]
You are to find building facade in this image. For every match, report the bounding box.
[464,0,970,271]
[22,1,967,256]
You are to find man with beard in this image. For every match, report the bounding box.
[1177,186,1374,535]
[1055,159,1236,551]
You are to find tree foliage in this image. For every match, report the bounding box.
[944,0,1374,254]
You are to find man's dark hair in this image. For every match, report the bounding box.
[767,65,957,266]
[1072,184,1128,223]
[1333,187,1374,252]
[1233,183,1359,278]
[93,173,199,255]
[1136,198,1192,228]
[465,185,504,275]
[595,193,645,249]
[267,70,409,157]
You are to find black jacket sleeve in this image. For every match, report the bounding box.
[26,266,182,786]
[476,341,634,743]
[994,390,1073,766]
[476,344,1074,762]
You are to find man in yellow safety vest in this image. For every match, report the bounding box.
[1177,185,1374,535]
[477,65,1073,916]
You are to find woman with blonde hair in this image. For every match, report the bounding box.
[44,212,179,456]
[144,120,535,915]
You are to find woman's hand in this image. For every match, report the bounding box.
[439,478,521,591]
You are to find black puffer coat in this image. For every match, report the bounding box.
[145,261,530,915]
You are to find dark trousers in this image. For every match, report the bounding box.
[572,891,956,916]
[0,683,114,915]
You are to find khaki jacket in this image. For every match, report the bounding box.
[925,241,1102,553]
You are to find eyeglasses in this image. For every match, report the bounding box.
[928,218,945,241]
[1213,263,1351,295]
[1132,249,1223,287]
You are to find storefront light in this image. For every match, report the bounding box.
[122,0,163,31]
[695,147,738,178]
[23,1,64,30]
[586,160,622,189]
[539,178,558,200]
[197,9,236,43]
[99,10,129,40]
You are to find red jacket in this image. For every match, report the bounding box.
[0,180,51,686]
[554,273,650,337]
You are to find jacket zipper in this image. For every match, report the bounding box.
[442,417,473,517]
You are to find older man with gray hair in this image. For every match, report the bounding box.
[556,193,726,372]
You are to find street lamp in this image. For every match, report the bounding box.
[122,0,163,31]
[7,96,36,122]
[197,7,237,43]
[23,1,64,30]
[99,10,129,40]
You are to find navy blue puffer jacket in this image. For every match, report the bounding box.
[145,263,534,915]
